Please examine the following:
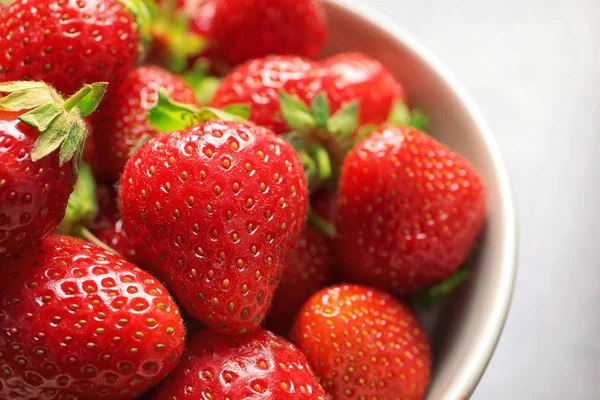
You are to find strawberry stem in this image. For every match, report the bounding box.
[63,86,93,112]
[78,226,123,257]
[414,269,470,307]
[308,143,332,182]
[307,208,336,239]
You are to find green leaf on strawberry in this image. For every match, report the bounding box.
[147,87,250,132]
[388,100,429,130]
[0,81,107,174]
[183,59,222,105]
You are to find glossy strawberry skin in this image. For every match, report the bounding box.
[320,52,406,126]
[336,126,486,293]
[151,329,327,400]
[211,56,324,134]
[0,235,185,400]
[0,111,74,258]
[265,226,332,335]
[90,185,138,263]
[92,66,197,183]
[119,121,308,335]
[0,0,141,96]
[210,0,327,67]
[291,284,431,400]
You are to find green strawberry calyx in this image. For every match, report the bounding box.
[55,164,122,256]
[388,100,429,131]
[279,90,359,191]
[147,87,249,132]
[280,91,359,140]
[183,59,222,105]
[145,0,206,73]
[0,81,107,174]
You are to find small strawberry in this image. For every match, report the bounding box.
[89,184,138,263]
[151,329,327,400]
[92,65,197,183]
[291,284,432,400]
[119,100,308,335]
[336,125,486,293]
[0,81,106,258]
[209,0,327,67]
[265,225,332,335]
[211,56,324,134]
[0,235,185,399]
[0,0,150,96]
[320,52,406,126]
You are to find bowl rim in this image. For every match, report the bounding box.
[325,0,518,398]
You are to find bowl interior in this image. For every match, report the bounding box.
[324,1,517,399]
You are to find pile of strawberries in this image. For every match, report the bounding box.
[0,0,486,399]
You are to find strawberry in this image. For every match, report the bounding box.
[336,125,486,293]
[211,56,324,134]
[91,65,197,183]
[89,185,138,263]
[209,0,327,67]
[0,235,185,399]
[0,0,150,96]
[291,284,432,400]
[151,329,327,400]
[212,53,407,137]
[320,52,406,126]
[0,81,106,258]
[119,103,308,335]
[265,225,332,335]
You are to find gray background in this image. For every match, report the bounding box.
[368,0,600,398]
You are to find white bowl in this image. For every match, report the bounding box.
[324,1,518,398]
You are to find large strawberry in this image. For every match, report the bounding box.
[0,81,106,258]
[119,101,308,335]
[291,284,431,400]
[211,56,324,134]
[336,125,486,293]
[0,0,150,96]
[91,65,197,182]
[151,329,327,400]
[0,235,185,399]
[265,225,332,335]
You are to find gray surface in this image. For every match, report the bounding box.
[367,0,600,398]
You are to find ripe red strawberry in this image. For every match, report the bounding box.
[0,235,185,400]
[291,284,432,400]
[0,81,106,258]
[119,119,308,334]
[265,226,332,335]
[0,0,149,96]
[211,56,324,134]
[336,126,486,293]
[209,0,327,67]
[92,66,197,183]
[89,185,138,263]
[213,53,407,136]
[151,329,327,400]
